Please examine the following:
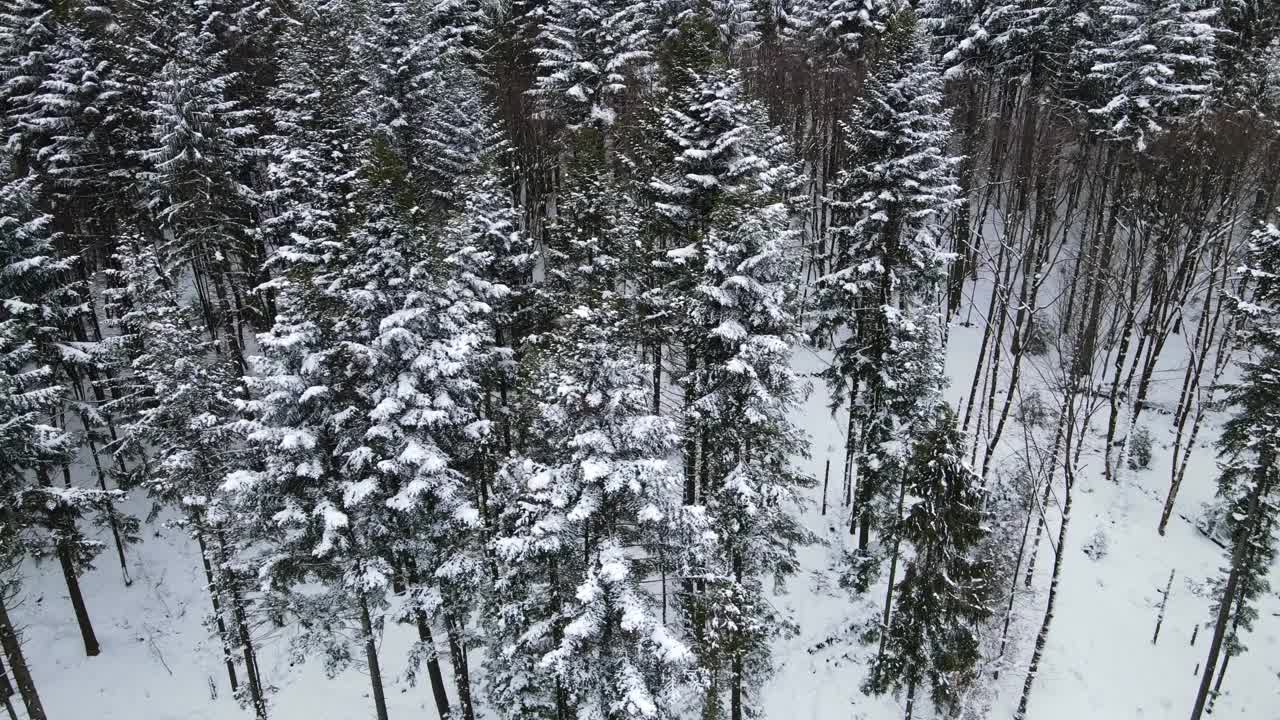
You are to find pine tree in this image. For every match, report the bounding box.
[682,201,814,720]
[263,0,365,259]
[8,7,128,236]
[919,0,991,81]
[487,305,695,720]
[230,108,503,717]
[813,10,956,551]
[1088,0,1220,151]
[0,0,59,174]
[444,155,536,458]
[864,405,993,720]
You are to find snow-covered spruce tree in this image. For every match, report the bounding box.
[444,155,536,457]
[102,239,267,716]
[230,99,504,717]
[648,65,814,719]
[267,13,525,716]
[262,0,365,261]
[708,0,762,51]
[0,0,60,174]
[919,0,992,81]
[681,202,814,720]
[1087,0,1220,151]
[782,0,891,67]
[864,405,993,720]
[539,149,644,317]
[0,171,124,659]
[7,6,129,237]
[813,8,956,554]
[529,0,657,146]
[379,177,521,720]
[136,29,265,370]
[1189,215,1280,720]
[0,170,65,720]
[486,303,695,720]
[354,0,490,217]
[1,4,140,586]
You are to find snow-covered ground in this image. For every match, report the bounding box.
[13,310,1280,719]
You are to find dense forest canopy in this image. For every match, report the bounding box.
[1,1,1279,719]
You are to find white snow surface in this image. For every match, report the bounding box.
[13,312,1280,719]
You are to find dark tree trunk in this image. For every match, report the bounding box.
[195,530,238,693]
[57,542,99,658]
[445,614,475,720]
[1152,569,1175,644]
[415,615,452,720]
[402,558,451,720]
[215,530,267,718]
[878,477,907,661]
[360,594,390,720]
[0,595,46,720]
[1190,476,1268,720]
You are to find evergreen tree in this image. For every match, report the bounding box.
[102,239,268,716]
[487,305,695,720]
[355,0,490,215]
[530,0,657,134]
[864,406,993,720]
[783,0,891,66]
[1088,0,1220,150]
[136,28,266,365]
[683,204,815,720]
[813,11,956,551]
[6,6,128,237]
[648,66,813,720]
[0,171,121,657]
[919,0,991,80]
[0,0,59,173]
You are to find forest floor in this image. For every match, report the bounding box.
[12,302,1280,719]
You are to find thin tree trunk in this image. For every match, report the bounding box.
[215,530,267,718]
[730,550,744,720]
[842,389,856,508]
[64,362,132,587]
[652,342,662,415]
[961,238,1009,436]
[1024,413,1065,588]
[0,595,46,720]
[82,431,131,586]
[360,593,390,720]
[195,529,238,694]
[1152,569,1174,644]
[54,529,99,657]
[878,477,907,662]
[402,558,451,720]
[821,458,830,516]
[0,654,16,720]
[1014,422,1077,720]
[1189,477,1268,720]
[995,469,1040,679]
[445,614,475,720]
